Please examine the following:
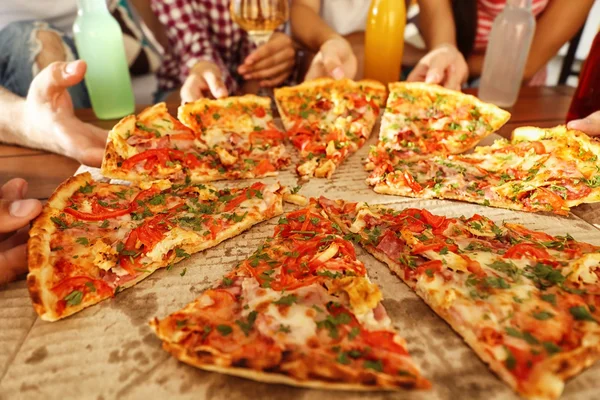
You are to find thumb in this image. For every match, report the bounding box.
[28,60,87,102]
[424,55,449,85]
[568,111,600,136]
[0,199,42,234]
[322,51,345,80]
[202,70,228,99]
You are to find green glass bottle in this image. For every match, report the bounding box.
[73,0,135,119]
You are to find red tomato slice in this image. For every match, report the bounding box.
[250,129,284,144]
[415,260,443,277]
[122,149,170,170]
[254,107,266,118]
[361,330,408,355]
[253,159,276,175]
[504,243,552,260]
[532,187,566,212]
[402,171,423,192]
[65,206,131,221]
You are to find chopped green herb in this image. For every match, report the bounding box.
[64,290,83,306]
[216,324,233,336]
[570,306,597,322]
[235,311,258,336]
[273,294,298,306]
[363,359,383,372]
[540,293,557,306]
[222,277,233,287]
[532,311,554,320]
[99,220,109,228]
[348,326,360,340]
[76,237,89,245]
[176,319,188,329]
[85,281,96,292]
[180,268,187,277]
[78,182,94,194]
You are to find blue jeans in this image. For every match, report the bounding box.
[0,20,91,108]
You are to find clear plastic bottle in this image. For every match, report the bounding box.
[73,0,135,119]
[478,0,536,108]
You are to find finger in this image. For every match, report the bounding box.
[0,199,42,234]
[304,53,327,81]
[260,70,291,88]
[424,55,450,85]
[1,178,28,201]
[0,244,28,285]
[180,74,205,103]
[322,52,345,80]
[568,117,600,136]
[28,60,87,102]
[78,147,105,167]
[406,63,428,82]
[242,34,290,67]
[242,47,295,76]
[202,70,228,99]
[443,65,462,91]
[0,228,28,253]
[244,58,295,81]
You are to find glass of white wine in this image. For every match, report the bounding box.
[230,0,289,46]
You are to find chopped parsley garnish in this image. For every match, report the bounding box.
[570,306,597,322]
[76,237,89,245]
[222,277,233,287]
[148,194,166,205]
[175,248,191,259]
[85,282,96,292]
[532,311,554,320]
[363,359,383,372]
[136,122,161,138]
[505,327,539,344]
[316,312,351,338]
[504,347,516,370]
[176,319,188,329]
[540,293,557,306]
[235,311,258,336]
[216,324,233,336]
[273,294,297,306]
[78,182,94,194]
[64,290,83,306]
[180,268,187,277]
[99,220,109,228]
[348,327,360,340]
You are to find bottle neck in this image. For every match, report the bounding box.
[506,0,532,9]
[77,0,109,14]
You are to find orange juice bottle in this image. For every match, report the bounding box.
[364,0,406,84]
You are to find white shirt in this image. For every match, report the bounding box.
[0,1,78,33]
[320,0,371,36]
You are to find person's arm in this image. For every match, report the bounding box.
[467,0,594,80]
[290,0,357,80]
[418,0,457,50]
[0,61,108,166]
[150,0,231,100]
[407,0,468,90]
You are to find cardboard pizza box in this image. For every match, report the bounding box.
[1,131,599,400]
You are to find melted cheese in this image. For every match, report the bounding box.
[139,180,172,191]
[326,276,382,316]
[564,253,600,285]
[144,228,199,263]
[91,240,118,271]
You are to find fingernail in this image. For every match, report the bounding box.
[9,199,39,218]
[332,67,344,80]
[65,61,79,76]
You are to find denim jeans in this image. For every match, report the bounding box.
[0,20,91,108]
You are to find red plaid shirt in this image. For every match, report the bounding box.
[151,0,256,94]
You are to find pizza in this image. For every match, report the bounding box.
[151,199,430,390]
[27,172,285,321]
[274,78,386,178]
[368,125,600,215]
[319,198,600,400]
[101,96,289,183]
[366,82,510,169]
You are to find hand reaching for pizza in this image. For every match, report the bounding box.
[181,61,229,103]
[407,44,469,91]
[568,111,600,136]
[304,36,357,81]
[20,60,109,167]
[0,178,42,285]
[238,33,296,88]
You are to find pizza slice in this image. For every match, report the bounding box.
[366,82,510,169]
[151,199,430,390]
[320,198,600,400]
[101,96,290,183]
[274,78,386,178]
[367,125,600,215]
[27,172,285,321]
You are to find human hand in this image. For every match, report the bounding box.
[238,32,296,87]
[23,60,109,167]
[305,36,357,81]
[181,61,228,103]
[567,111,600,136]
[407,44,469,91]
[0,178,42,285]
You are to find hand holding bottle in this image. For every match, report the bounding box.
[21,60,109,166]
[180,61,229,103]
[407,44,469,91]
[305,36,357,81]
[568,111,600,136]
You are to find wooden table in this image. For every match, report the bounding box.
[0,86,574,200]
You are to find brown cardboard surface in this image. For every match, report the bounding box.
[2,132,600,400]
